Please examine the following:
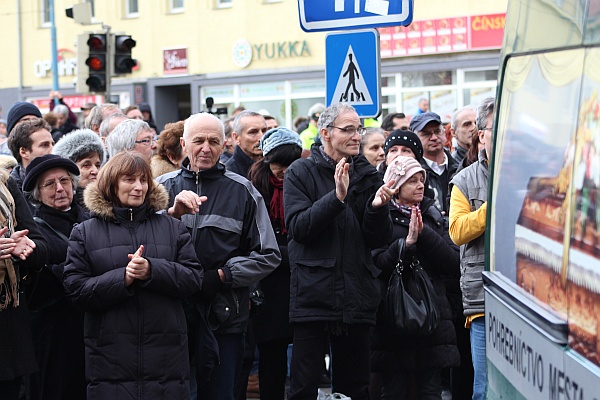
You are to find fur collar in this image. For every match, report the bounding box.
[83,181,169,219]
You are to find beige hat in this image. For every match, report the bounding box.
[384,156,425,190]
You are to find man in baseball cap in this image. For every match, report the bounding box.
[410,111,458,215]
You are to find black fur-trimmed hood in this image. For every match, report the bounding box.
[83,181,169,219]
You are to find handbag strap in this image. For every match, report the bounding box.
[395,238,407,274]
[33,216,70,244]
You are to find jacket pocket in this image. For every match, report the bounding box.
[295,258,336,309]
[460,262,484,308]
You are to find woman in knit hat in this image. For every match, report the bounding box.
[247,127,302,400]
[371,156,460,399]
[52,129,104,210]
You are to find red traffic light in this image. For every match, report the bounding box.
[86,55,106,71]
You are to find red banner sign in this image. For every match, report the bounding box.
[379,13,505,58]
[163,48,189,75]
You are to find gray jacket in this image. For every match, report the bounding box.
[449,150,489,316]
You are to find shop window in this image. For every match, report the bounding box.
[170,0,184,13]
[216,0,233,8]
[465,69,498,83]
[126,0,139,17]
[41,0,51,27]
[402,71,454,87]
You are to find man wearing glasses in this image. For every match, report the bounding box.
[283,103,396,400]
[410,111,459,215]
[106,119,156,163]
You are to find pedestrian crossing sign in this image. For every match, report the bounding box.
[326,29,381,118]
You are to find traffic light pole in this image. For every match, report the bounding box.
[102,24,112,104]
[50,0,60,105]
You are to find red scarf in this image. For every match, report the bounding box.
[269,174,286,234]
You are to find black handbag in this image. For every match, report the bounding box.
[385,238,440,336]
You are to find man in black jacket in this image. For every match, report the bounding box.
[157,112,280,400]
[283,103,396,400]
[224,110,267,178]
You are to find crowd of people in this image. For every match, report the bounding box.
[0,94,494,400]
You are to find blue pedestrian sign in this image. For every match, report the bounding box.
[326,29,381,118]
[298,0,413,32]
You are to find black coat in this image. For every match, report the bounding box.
[0,177,48,381]
[251,217,292,344]
[284,146,392,324]
[372,197,460,371]
[63,183,204,399]
[28,202,88,400]
[225,146,254,178]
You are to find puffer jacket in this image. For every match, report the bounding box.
[371,197,460,371]
[156,160,280,334]
[63,183,204,399]
[283,145,392,325]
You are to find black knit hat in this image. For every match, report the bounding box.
[6,102,42,135]
[23,154,79,192]
[384,130,424,160]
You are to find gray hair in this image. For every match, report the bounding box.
[233,110,264,134]
[476,97,495,131]
[53,104,69,117]
[85,104,121,130]
[183,112,225,141]
[360,127,386,152]
[27,171,79,206]
[317,103,356,132]
[99,113,127,138]
[106,119,151,158]
[451,105,477,131]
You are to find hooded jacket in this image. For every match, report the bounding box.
[156,160,281,334]
[63,183,203,399]
[283,146,392,325]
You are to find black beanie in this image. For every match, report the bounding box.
[7,102,42,135]
[384,129,424,160]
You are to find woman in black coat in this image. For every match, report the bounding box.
[22,154,89,400]
[63,152,204,399]
[247,127,302,400]
[0,172,48,400]
[372,156,460,400]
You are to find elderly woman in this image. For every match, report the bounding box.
[151,121,185,178]
[22,154,88,400]
[371,156,460,399]
[247,127,302,400]
[360,127,386,168]
[63,151,204,399]
[52,128,104,210]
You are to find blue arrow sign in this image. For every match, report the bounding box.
[298,0,413,32]
[326,29,381,118]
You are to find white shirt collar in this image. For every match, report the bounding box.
[424,153,448,175]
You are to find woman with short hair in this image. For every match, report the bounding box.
[63,151,204,399]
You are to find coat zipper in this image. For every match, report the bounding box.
[191,172,202,244]
[126,213,143,399]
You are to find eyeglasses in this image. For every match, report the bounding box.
[482,127,493,131]
[328,125,367,136]
[134,138,155,146]
[40,176,72,192]
[418,128,444,138]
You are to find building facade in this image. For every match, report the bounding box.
[0,0,507,130]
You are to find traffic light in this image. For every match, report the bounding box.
[85,33,107,92]
[114,35,137,74]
